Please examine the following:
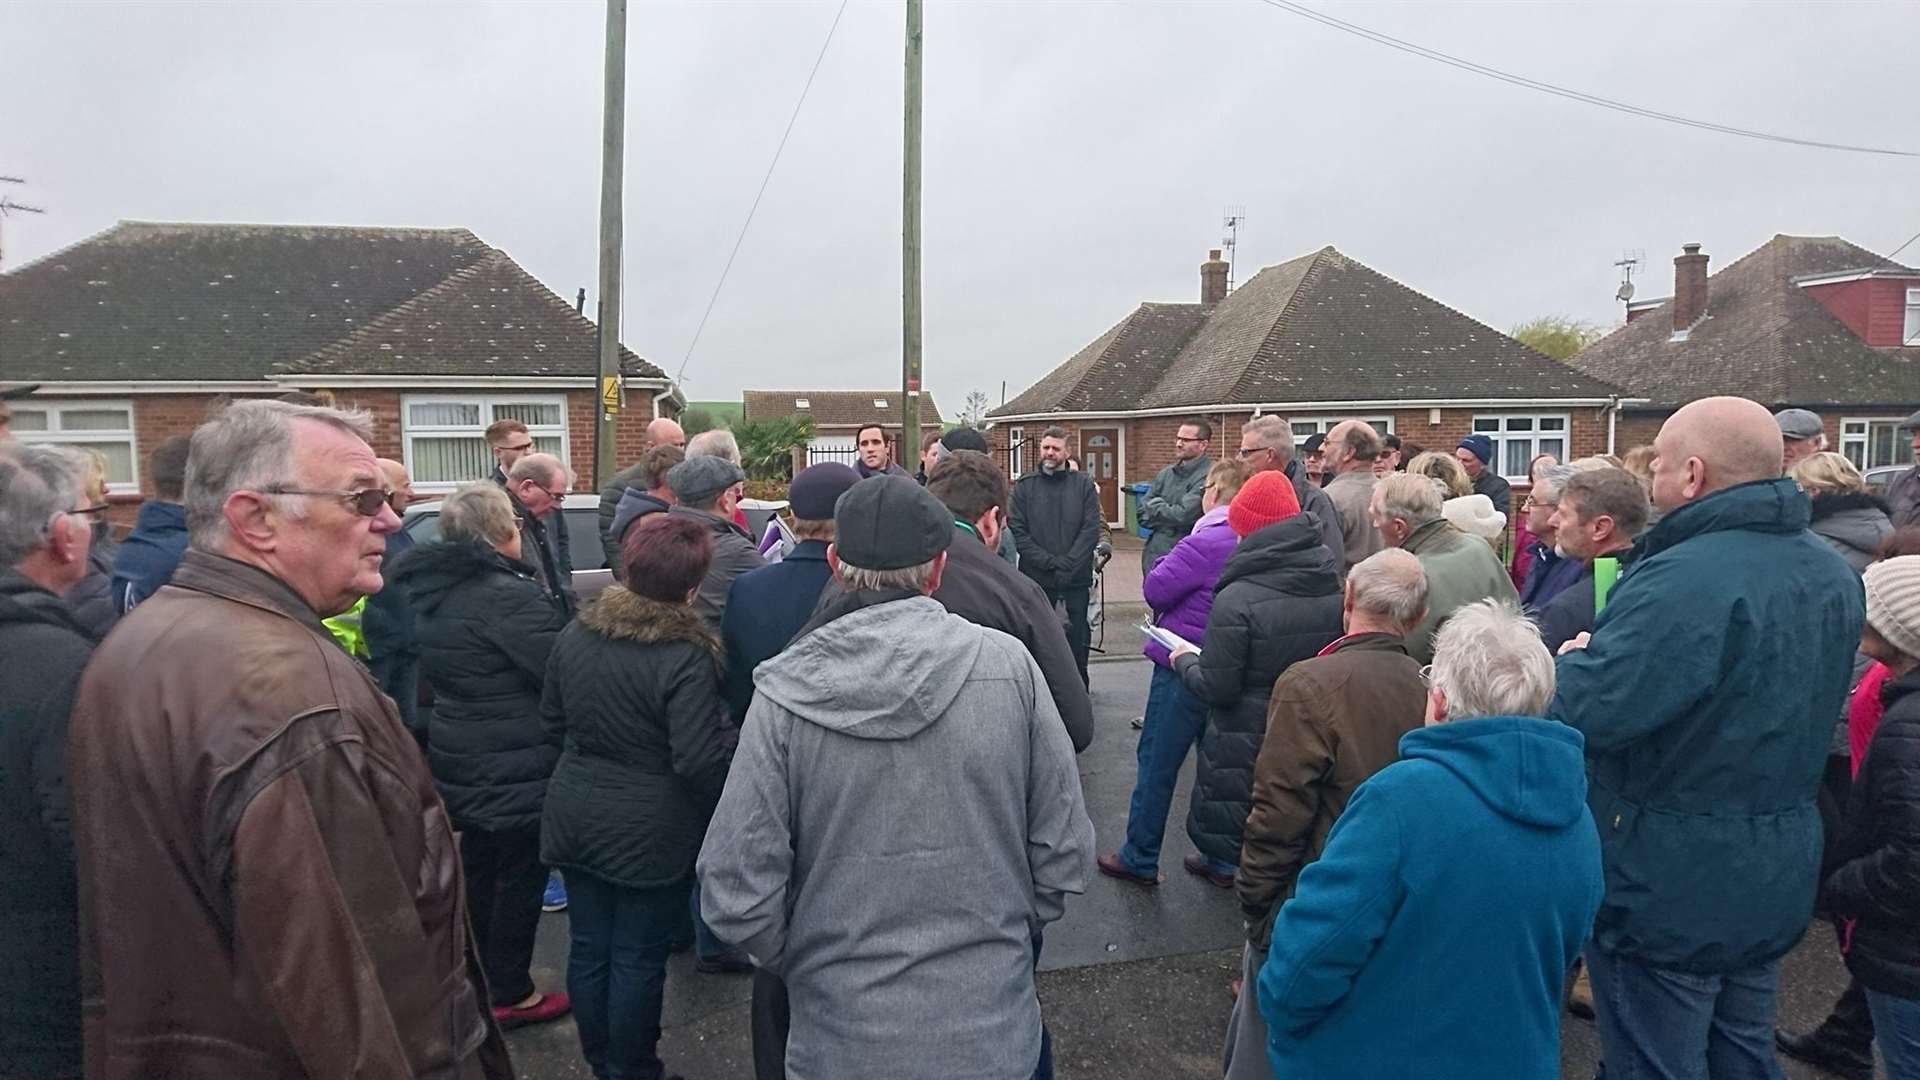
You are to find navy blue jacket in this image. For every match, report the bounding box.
[720,540,834,723]
[109,500,189,613]
[365,529,420,731]
[1258,717,1602,1079]
[1551,479,1865,973]
[1520,544,1583,612]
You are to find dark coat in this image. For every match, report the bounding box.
[1010,468,1102,590]
[108,499,188,613]
[1551,479,1865,973]
[1174,517,1345,867]
[1286,460,1348,574]
[1887,465,1920,530]
[721,539,835,724]
[670,505,767,630]
[1520,544,1583,612]
[541,587,731,891]
[494,466,575,617]
[364,529,420,734]
[608,489,672,570]
[63,529,120,639]
[0,571,96,1079]
[1139,455,1211,573]
[933,522,1096,752]
[1827,668,1920,997]
[1472,468,1512,517]
[1810,491,1894,574]
[597,458,653,557]
[398,541,567,834]
[1237,632,1425,949]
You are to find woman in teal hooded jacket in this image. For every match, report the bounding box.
[1258,601,1603,1078]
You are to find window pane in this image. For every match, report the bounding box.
[10,409,48,432]
[496,401,563,427]
[1540,438,1566,462]
[1292,422,1317,440]
[1871,423,1899,469]
[59,408,132,432]
[1473,417,1499,433]
[411,437,492,484]
[409,401,482,427]
[534,435,565,467]
[1842,438,1867,469]
[1504,439,1530,478]
[1539,416,1566,432]
[1506,417,1534,432]
[52,441,135,485]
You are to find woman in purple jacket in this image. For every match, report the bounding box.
[1099,458,1255,886]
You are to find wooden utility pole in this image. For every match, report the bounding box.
[901,0,924,462]
[593,0,628,489]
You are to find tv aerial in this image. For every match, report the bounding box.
[1613,250,1643,303]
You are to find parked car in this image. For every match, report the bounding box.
[1865,465,1908,496]
[403,492,613,603]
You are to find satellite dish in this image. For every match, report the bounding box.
[1616,280,1636,303]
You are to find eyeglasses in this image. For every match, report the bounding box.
[263,486,394,517]
[1236,446,1269,459]
[496,442,534,454]
[1418,664,1434,685]
[1523,495,1557,511]
[69,503,110,517]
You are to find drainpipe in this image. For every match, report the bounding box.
[1606,396,1619,455]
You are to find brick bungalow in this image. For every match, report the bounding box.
[742,388,943,467]
[0,221,676,520]
[987,247,1631,524]
[1569,235,1920,466]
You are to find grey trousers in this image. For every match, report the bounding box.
[1222,943,1275,1079]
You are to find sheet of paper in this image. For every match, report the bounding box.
[1142,624,1199,655]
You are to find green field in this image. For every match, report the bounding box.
[683,400,743,429]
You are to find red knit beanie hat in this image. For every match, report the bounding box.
[1228,471,1302,537]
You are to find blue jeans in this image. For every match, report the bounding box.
[1869,990,1920,1080]
[690,881,739,962]
[1586,947,1785,1080]
[1117,663,1219,876]
[567,873,683,1080]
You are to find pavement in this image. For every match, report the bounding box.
[506,657,1872,1079]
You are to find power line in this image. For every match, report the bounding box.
[1249,0,1920,158]
[676,0,851,385]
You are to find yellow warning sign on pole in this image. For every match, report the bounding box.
[601,375,622,414]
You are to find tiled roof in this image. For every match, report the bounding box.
[742,389,943,429]
[992,246,1620,418]
[0,221,658,382]
[1567,235,1920,408]
[283,250,662,380]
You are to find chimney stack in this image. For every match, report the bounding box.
[1201,248,1229,305]
[1672,243,1709,333]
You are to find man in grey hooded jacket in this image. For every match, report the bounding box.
[698,475,1095,1080]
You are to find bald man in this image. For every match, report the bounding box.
[1549,397,1864,1079]
[597,417,689,558]
[366,459,424,735]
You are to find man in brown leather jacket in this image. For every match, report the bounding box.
[67,399,513,1080]
[1220,547,1431,1080]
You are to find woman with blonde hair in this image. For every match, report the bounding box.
[1406,451,1472,500]
[63,449,119,635]
[1794,451,1894,574]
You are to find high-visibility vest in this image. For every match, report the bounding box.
[323,595,370,659]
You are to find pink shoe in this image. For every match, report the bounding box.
[492,991,572,1029]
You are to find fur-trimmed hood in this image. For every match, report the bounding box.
[579,584,721,658]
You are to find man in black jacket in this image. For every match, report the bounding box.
[1455,433,1512,518]
[490,420,572,605]
[1010,426,1102,685]
[596,416,687,557]
[930,451,1094,752]
[503,453,577,618]
[0,443,102,1080]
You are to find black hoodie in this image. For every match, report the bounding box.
[396,541,567,833]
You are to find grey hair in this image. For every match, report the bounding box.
[1242,415,1294,460]
[507,452,568,489]
[835,554,940,593]
[1533,464,1577,504]
[440,482,519,547]
[1429,600,1557,720]
[687,429,741,466]
[1375,471,1443,528]
[186,398,374,550]
[0,443,91,566]
[1347,548,1428,630]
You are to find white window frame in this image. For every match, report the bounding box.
[1905,287,1920,346]
[1841,417,1909,471]
[1287,416,1395,447]
[401,394,570,492]
[1007,426,1026,477]
[1470,413,1571,481]
[11,400,140,494]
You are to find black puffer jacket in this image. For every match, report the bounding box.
[0,571,96,1079]
[1827,668,1920,996]
[540,586,731,891]
[1175,517,1344,867]
[397,540,566,833]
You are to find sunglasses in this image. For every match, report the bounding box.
[69,503,110,517]
[496,442,535,454]
[264,485,394,517]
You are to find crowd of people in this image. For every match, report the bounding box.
[4,386,1920,1079]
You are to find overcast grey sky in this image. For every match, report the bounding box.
[6,1,1917,412]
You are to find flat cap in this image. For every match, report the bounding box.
[788,462,860,521]
[1774,408,1824,441]
[834,475,952,571]
[940,426,990,454]
[667,455,746,504]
